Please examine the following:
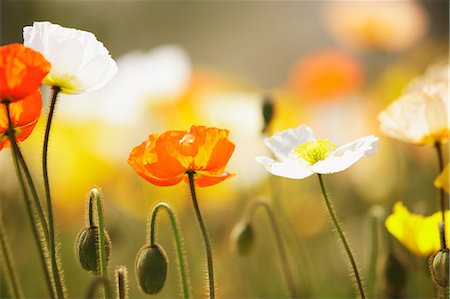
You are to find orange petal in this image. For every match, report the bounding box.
[189,171,235,187]
[0,44,51,101]
[205,134,235,172]
[0,89,42,150]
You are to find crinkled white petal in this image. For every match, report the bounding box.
[23,21,118,94]
[311,135,379,174]
[263,125,316,162]
[255,156,314,179]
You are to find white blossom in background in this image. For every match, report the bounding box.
[378,62,449,145]
[256,125,378,179]
[23,21,118,94]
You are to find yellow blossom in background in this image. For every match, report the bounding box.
[385,202,450,256]
[434,163,449,193]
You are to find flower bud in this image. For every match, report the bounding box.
[262,94,275,134]
[231,222,254,256]
[135,244,168,294]
[429,249,449,288]
[75,226,112,274]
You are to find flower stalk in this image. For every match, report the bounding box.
[317,174,366,299]
[435,141,447,249]
[149,202,190,299]
[243,198,297,299]
[187,170,215,299]
[115,266,128,299]
[42,86,66,299]
[0,218,23,299]
[5,101,56,299]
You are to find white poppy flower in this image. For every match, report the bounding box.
[256,125,378,179]
[377,62,449,145]
[23,21,118,94]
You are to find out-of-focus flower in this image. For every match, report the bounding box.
[323,1,428,52]
[434,163,449,193]
[0,90,43,150]
[23,21,117,94]
[0,43,50,102]
[256,125,378,179]
[289,50,363,102]
[378,62,449,145]
[385,202,450,256]
[128,125,235,187]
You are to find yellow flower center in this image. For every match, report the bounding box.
[293,139,335,164]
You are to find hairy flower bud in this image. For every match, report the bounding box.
[262,94,275,134]
[231,222,254,256]
[429,249,449,288]
[135,244,168,294]
[75,226,112,273]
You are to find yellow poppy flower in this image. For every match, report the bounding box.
[385,202,450,256]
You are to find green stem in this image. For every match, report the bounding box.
[187,170,215,299]
[0,218,23,299]
[85,276,112,299]
[245,198,297,299]
[149,202,190,299]
[42,86,65,298]
[5,101,56,299]
[434,141,447,249]
[89,189,110,299]
[366,210,380,299]
[317,174,366,299]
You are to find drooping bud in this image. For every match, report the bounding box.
[429,249,449,288]
[262,94,275,134]
[135,244,168,294]
[75,226,112,274]
[231,222,254,255]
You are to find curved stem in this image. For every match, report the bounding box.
[88,189,110,299]
[245,198,297,299]
[149,202,190,299]
[42,86,65,298]
[187,170,215,299]
[435,141,447,249]
[0,218,24,299]
[5,102,56,299]
[317,174,366,299]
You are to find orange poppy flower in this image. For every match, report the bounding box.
[128,125,235,187]
[0,89,43,150]
[290,50,363,101]
[0,43,51,102]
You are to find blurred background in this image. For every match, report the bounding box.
[0,1,448,298]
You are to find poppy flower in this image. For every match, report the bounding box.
[23,21,118,94]
[385,202,450,256]
[0,43,51,102]
[289,50,363,101]
[128,125,235,187]
[256,125,378,179]
[378,62,449,145]
[0,89,43,150]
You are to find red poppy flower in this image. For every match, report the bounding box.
[0,89,43,150]
[0,43,51,102]
[128,125,235,187]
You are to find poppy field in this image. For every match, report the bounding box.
[0,2,449,299]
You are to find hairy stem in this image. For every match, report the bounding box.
[317,174,366,299]
[42,87,65,298]
[245,198,297,299]
[149,202,190,299]
[85,276,112,299]
[435,141,447,249]
[5,102,56,299]
[115,266,128,299]
[0,218,23,299]
[187,170,215,299]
